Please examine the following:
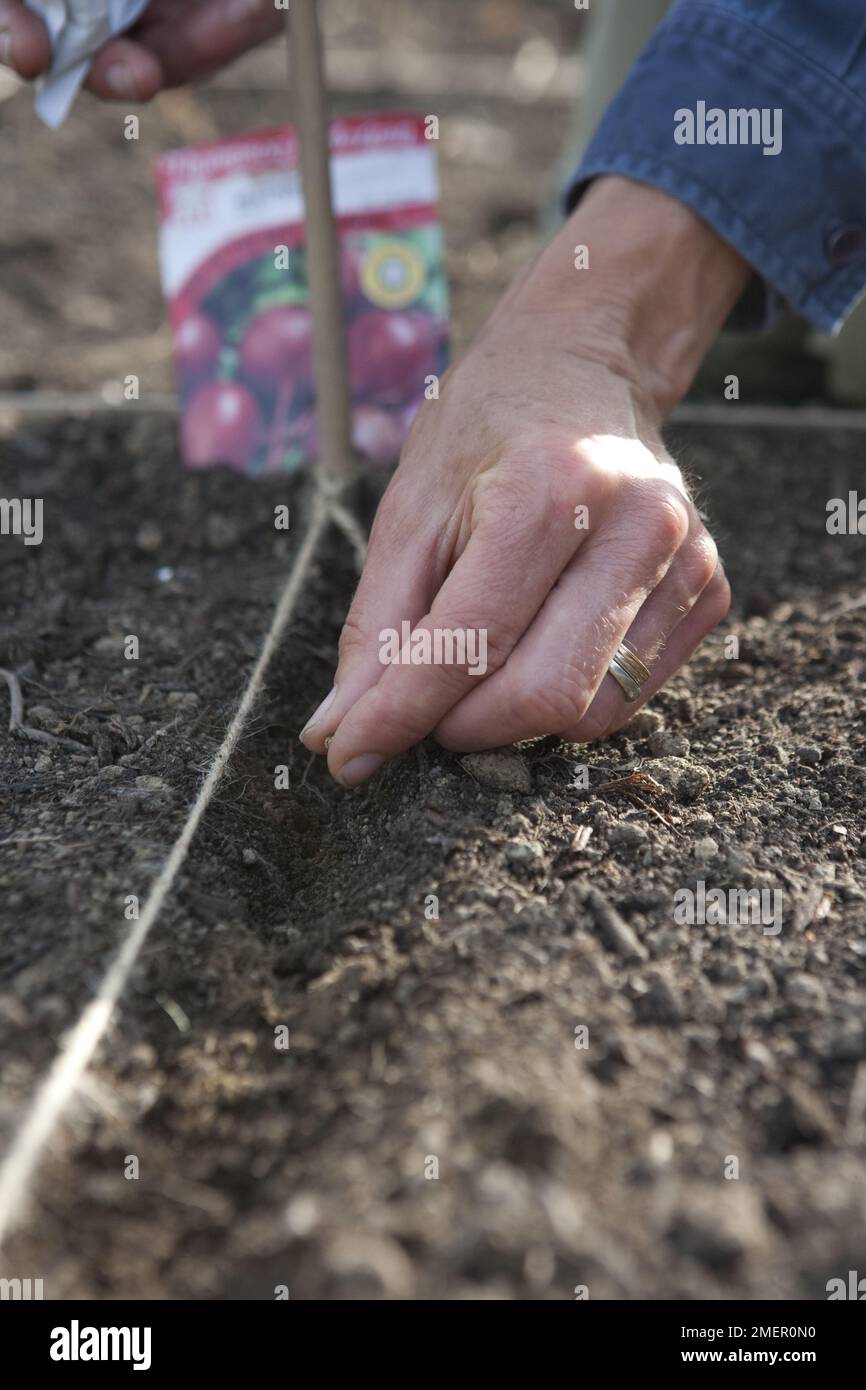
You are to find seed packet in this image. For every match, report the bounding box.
[154,114,449,474]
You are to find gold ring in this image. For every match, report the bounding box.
[608,640,650,703]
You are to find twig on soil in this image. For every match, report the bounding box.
[594,771,665,796]
[622,792,681,835]
[593,771,681,836]
[582,885,648,963]
[297,749,326,803]
[571,825,593,852]
[0,667,90,752]
[157,995,191,1034]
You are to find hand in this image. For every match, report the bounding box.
[301,176,751,787]
[0,0,281,100]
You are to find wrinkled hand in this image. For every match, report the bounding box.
[0,0,280,100]
[301,177,750,786]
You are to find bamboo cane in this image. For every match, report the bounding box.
[286,0,354,486]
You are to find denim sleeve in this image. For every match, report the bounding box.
[565,0,866,331]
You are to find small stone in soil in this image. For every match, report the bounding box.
[609,823,648,848]
[167,691,200,709]
[692,835,719,862]
[634,971,683,1023]
[461,749,531,793]
[134,775,168,792]
[504,840,543,868]
[649,756,712,803]
[797,744,822,766]
[668,1187,768,1269]
[135,521,162,553]
[97,764,125,782]
[784,972,826,1008]
[625,709,663,737]
[648,730,691,758]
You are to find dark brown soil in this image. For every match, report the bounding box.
[2,408,866,1300]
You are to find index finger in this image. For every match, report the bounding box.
[325,495,580,786]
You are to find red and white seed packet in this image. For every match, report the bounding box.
[154,114,449,475]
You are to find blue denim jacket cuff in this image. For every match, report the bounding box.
[564,2,866,332]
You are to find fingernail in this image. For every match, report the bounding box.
[336,754,384,788]
[0,30,13,67]
[106,62,137,96]
[299,686,336,742]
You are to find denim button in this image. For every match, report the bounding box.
[825,224,865,265]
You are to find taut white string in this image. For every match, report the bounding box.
[0,487,360,1247]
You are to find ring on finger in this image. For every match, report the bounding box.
[608,639,651,703]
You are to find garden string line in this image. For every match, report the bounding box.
[0,481,365,1248]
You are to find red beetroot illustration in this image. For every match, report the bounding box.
[183,381,262,471]
[175,309,222,387]
[351,403,405,464]
[340,244,366,306]
[239,306,316,469]
[239,305,313,390]
[348,310,442,405]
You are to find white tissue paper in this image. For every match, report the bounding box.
[26,0,149,128]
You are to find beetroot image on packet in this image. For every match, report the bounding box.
[154,114,449,475]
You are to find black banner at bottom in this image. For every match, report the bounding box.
[0,1297,860,1374]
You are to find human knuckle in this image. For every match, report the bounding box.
[441,615,518,675]
[477,634,513,676]
[474,452,534,510]
[509,673,592,734]
[640,484,691,550]
[684,533,720,591]
[558,448,616,515]
[655,457,687,489]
